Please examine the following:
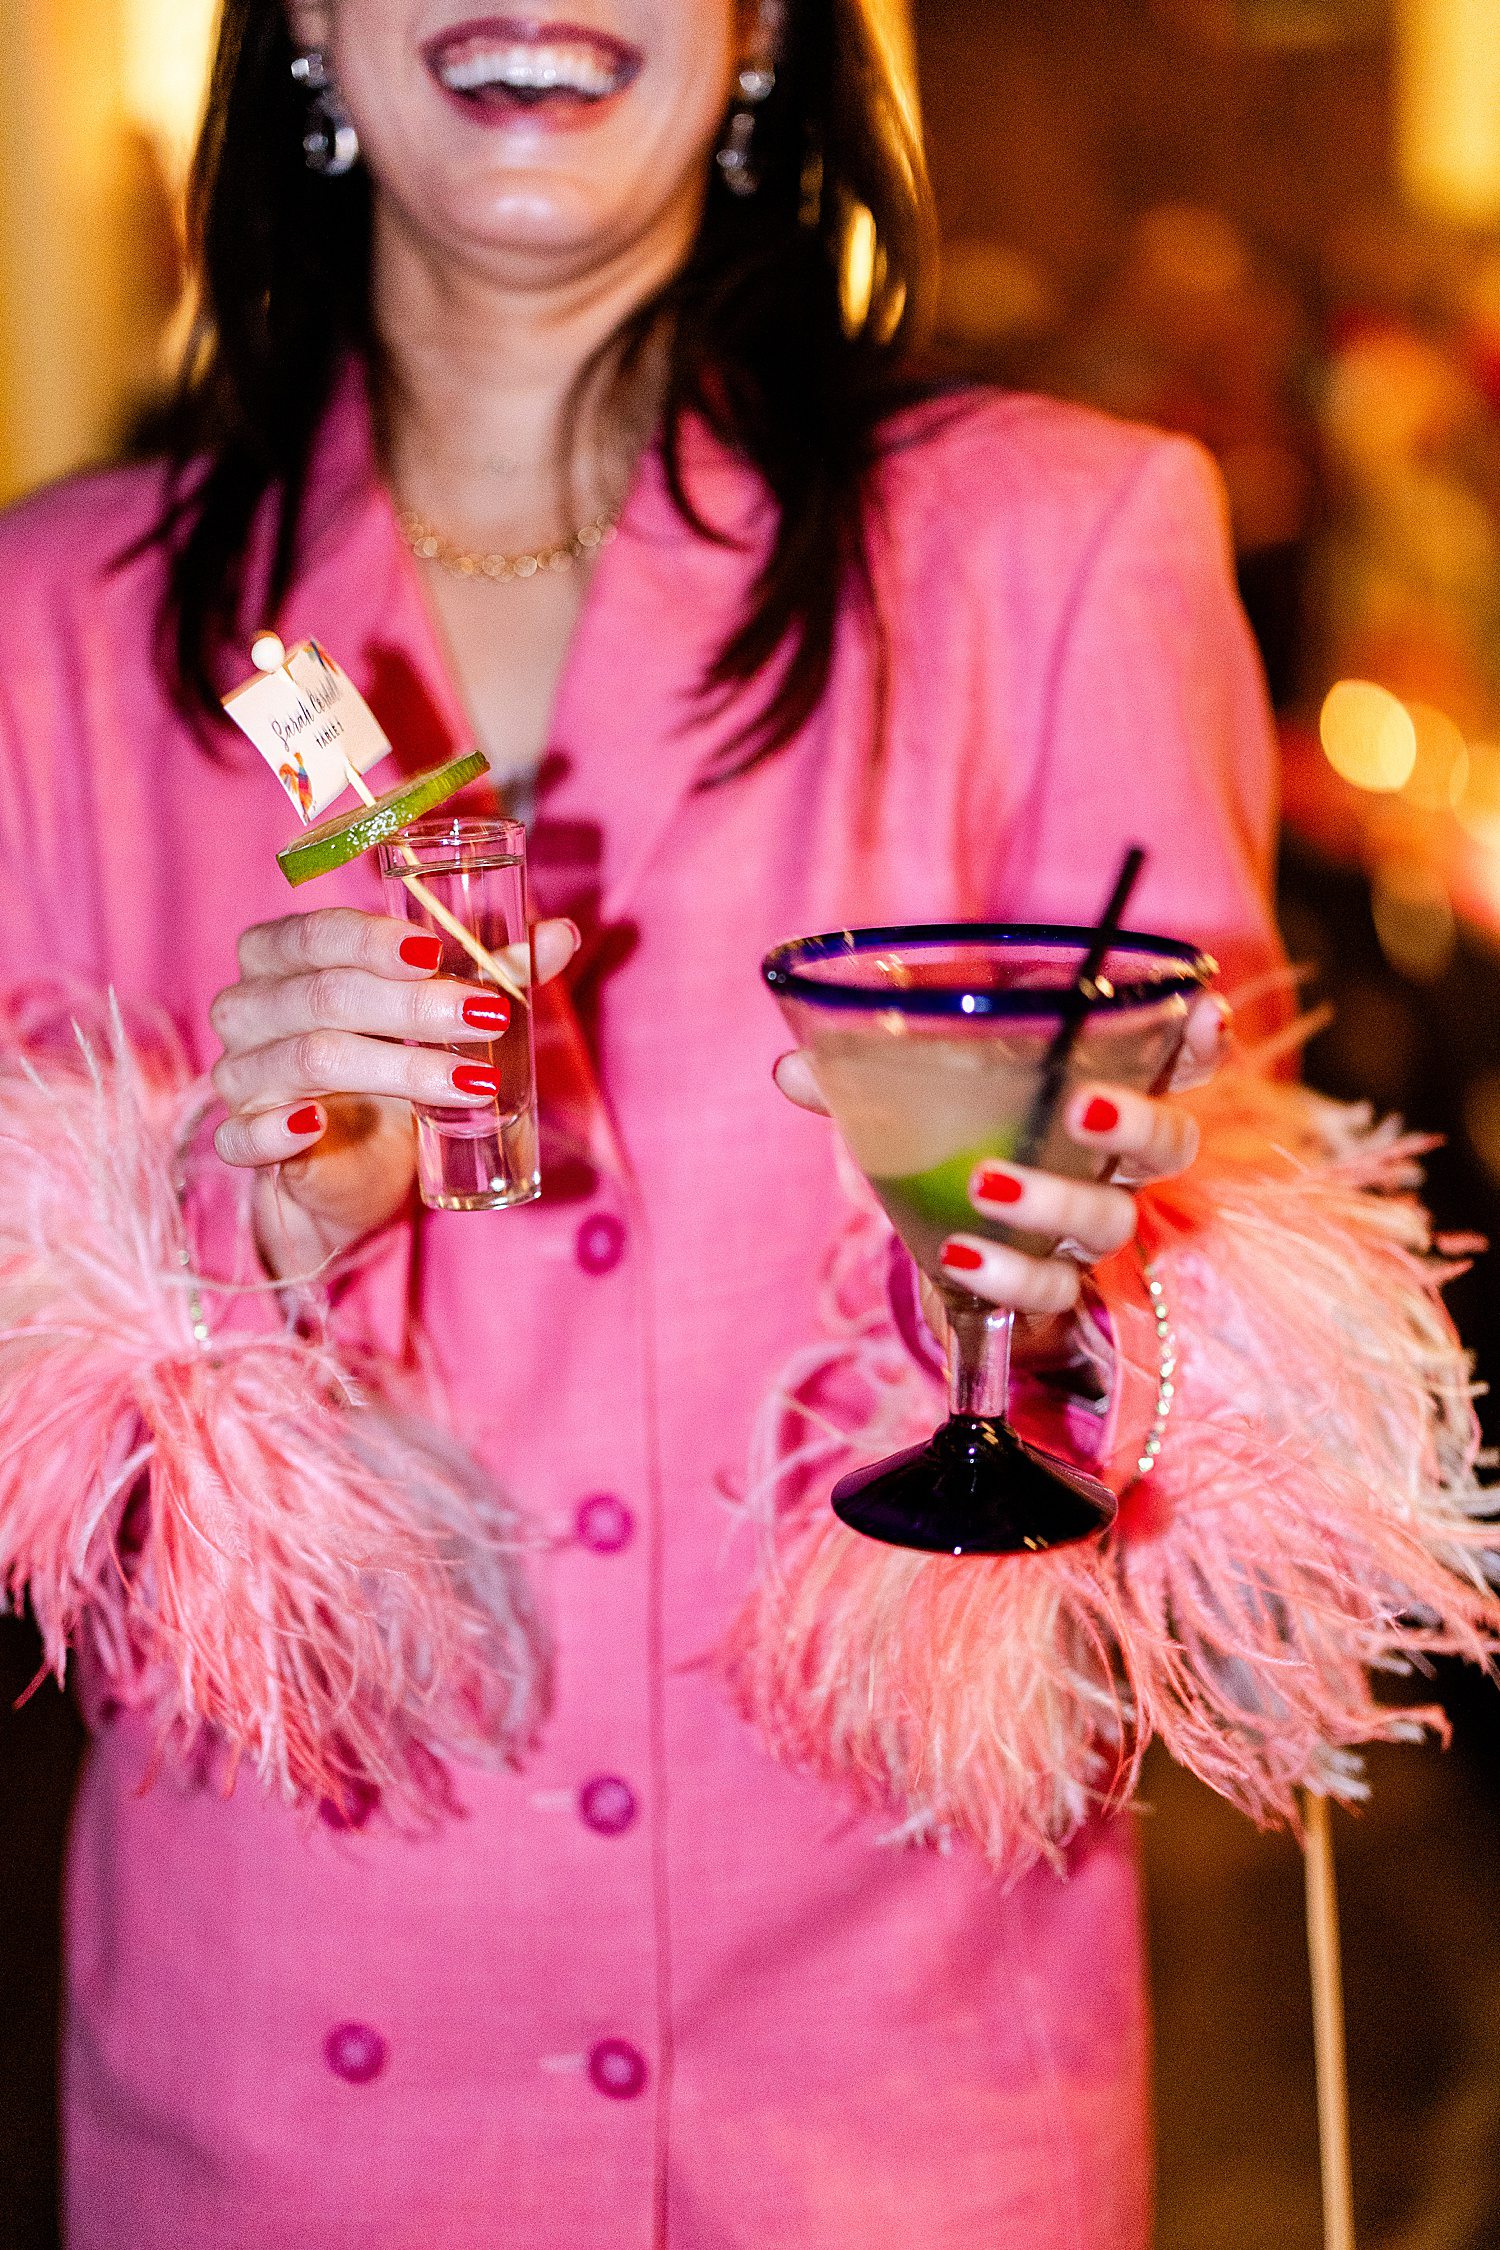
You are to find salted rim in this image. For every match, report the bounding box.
[762,923,1216,1018]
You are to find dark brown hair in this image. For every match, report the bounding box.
[149,0,936,773]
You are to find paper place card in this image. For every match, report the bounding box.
[222,639,392,824]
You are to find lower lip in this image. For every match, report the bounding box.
[428,68,640,132]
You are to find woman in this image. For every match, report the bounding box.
[0,0,1280,2242]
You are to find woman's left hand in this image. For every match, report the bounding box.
[773,990,1225,1320]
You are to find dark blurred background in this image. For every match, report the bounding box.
[6,0,1500,2242]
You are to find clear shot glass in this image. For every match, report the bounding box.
[377,816,541,1214]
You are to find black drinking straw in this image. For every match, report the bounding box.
[1015,845,1148,1166]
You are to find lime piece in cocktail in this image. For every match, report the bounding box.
[874,1135,1020,1262]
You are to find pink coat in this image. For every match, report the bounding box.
[0,385,1281,2248]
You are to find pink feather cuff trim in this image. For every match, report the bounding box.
[722,1046,1500,1880]
[0,986,548,1820]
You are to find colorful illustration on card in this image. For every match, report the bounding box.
[277,754,316,821]
[222,638,394,824]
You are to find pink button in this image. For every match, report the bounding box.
[589,2039,648,2101]
[575,1495,635,1554]
[576,1212,627,1276]
[579,1776,638,1837]
[325,2023,388,2085]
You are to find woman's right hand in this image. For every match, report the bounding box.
[773,990,1226,1338]
[210,906,581,1278]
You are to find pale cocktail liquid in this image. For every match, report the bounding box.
[808,1004,1187,1270]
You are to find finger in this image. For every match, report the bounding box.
[967,1160,1137,1262]
[773,1051,831,1116]
[1170,992,1231,1092]
[429,916,580,994]
[937,1235,1083,1317]
[238,908,448,983]
[214,1102,327,1171]
[533,918,582,986]
[213,1030,504,1117]
[1065,1085,1200,1182]
[213,969,511,1056]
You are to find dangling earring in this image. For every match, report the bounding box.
[291,49,361,178]
[716,1,785,198]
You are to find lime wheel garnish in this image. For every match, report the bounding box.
[276,751,492,888]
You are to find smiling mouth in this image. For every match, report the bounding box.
[424,17,644,110]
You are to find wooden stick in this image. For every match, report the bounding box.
[1303,1790,1357,2250]
[342,763,529,1007]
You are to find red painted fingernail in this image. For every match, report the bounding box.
[462,995,511,1033]
[1082,1097,1120,1134]
[453,1064,500,1097]
[974,1168,1024,1205]
[941,1241,986,1273]
[287,1105,323,1137]
[400,934,444,971]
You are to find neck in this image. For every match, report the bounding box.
[372,201,695,542]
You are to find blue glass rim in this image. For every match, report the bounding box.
[762,923,1216,1018]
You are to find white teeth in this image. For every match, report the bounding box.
[439,42,622,97]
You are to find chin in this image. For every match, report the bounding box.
[407,135,704,275]
[441,170,632,261]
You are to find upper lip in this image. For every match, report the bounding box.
[423,16,643,95]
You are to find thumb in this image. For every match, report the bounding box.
[773,1051,830,1116]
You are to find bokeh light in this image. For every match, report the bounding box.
[1403,702,1470,810]
[1457,743,1500,847]
[122,0,220,185]
[1319,680,1419,792]
[1397,0,1500,226]
[841,203,879,335]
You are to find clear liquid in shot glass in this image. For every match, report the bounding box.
[379,819,541,1214]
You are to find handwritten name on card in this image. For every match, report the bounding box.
[222,640,392,824]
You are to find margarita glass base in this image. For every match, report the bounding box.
[832,1415,1117,1556]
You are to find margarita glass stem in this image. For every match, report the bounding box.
[945,1297,1015,1421]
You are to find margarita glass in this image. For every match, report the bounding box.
[764,924,1214,1555]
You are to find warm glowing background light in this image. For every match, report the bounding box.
[0,0,222,501]
[1319,681,1420,793]
[1397,0,1500,224]
[122,0,220,186]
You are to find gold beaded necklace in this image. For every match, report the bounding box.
[397,503,619,583]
